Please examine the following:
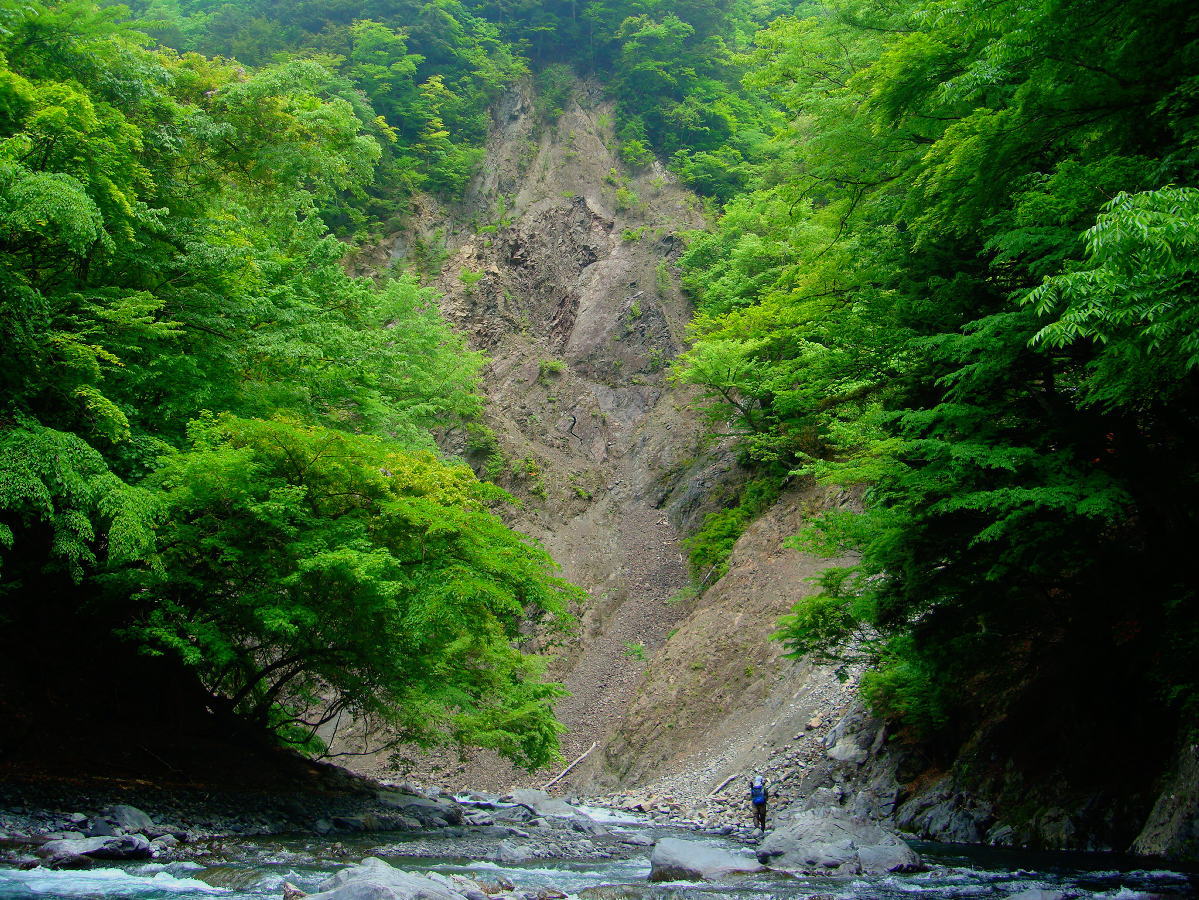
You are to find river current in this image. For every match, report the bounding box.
[1,807,1193,900]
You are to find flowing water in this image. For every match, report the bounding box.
[1,813,1194,900]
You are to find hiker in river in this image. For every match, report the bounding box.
[749,774,768,830]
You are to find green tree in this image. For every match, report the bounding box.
[117,415,577,766]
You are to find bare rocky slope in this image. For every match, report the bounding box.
[335,79,857,799]
[336,78,1198,864]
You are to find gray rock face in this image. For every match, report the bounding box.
[38,834,152,861]
[1133,742,1199,862]
[894,779,994,844]
[648,837,764,882]
[756,807,921,876]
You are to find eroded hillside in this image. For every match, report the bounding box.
[335,79,859,798]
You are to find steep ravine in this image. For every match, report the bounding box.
[342,80,861,799]
[339,79,1198,865]
[335,79,751,787]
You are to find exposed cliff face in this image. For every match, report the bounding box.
[336,79,747,787]
[341,78,1199,865]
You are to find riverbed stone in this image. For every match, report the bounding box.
[376,792,463,827]
[494,840,536,864]
[85,818,119,837]
[42,849,96,870]
[508,790,576,818]
[313,857,465,900]
[648,837,764,882]
[756,807,921,876]
[38,834,152,861]
[108,804,154,832]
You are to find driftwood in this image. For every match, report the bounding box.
[541,740,598,790]
[710,773,739,796]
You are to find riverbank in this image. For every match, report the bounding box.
[1,792,1195,900]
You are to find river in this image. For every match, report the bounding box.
[0,808,1193,900]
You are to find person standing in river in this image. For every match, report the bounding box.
[749,774,768,830]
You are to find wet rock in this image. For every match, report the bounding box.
[283,882,307,900]
[43,851,95,870]
[506,790,575,818]
[570,817,608,837]
[494,840,536,864]
[195,867,268,890]
[648,837,764,882]
[38,834,152,861]
[314,857,464,900]
[577,889,652,900]
[1006,891,1066,900]
[756,806,921,876]
[377,792,464,827]
[108,805,154,832]
[85,819,119,837]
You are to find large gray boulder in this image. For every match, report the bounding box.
[313,858,464,900]
[376,793,464,827]
[507,789,575,818]
[756,807,922,876]
[38,834,152,861]
[107,805,154,833]
[495,790,606,836]
[648,837,764,882]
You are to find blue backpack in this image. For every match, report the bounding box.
[751,782,767,804]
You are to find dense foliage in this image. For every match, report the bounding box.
[675,0,1199,743]
[0,0,577,767]
[4,0,1196,790]
[121,0,787,205]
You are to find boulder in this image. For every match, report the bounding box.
[314,858,463,900]
[756,807,921,876]
[108,805,154,833]
[43,851,95,870]
[376,792,464,827]
[648,837,764,882]
[1006,892,1066,900]
[507,790,575,818]
[494,840,535,864]
[38,834,152,861]
[619,834,653,847]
